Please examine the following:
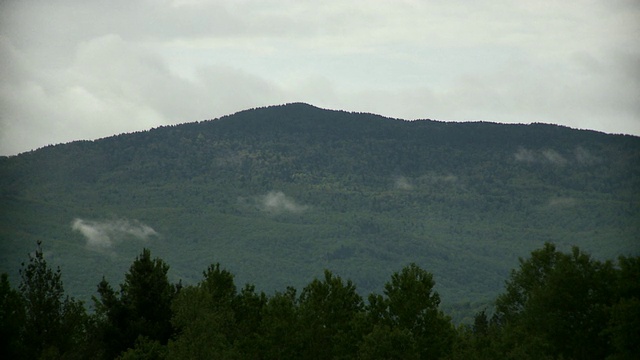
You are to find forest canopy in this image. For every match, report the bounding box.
[1,241,638,359]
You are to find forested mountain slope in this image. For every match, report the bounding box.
[1,103,639,321]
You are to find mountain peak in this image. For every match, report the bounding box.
[1,104,638,324]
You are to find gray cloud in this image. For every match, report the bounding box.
[1,0,639,155]
[260,191,308,214]
[71,218,157,253]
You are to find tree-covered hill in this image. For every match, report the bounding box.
[1,103,639,322]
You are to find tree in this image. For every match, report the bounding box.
[447,310,500,360]
[168,263,239,359]
[116,336,167,360]
[0,273,25,358]
[259,287,302,359]
[370,263,455,359]
[494,243,616,359]
[18,240,89,358]
[232,284,268,357]
[357,325,418,360]
[297,270,364,360]
[94,248,176,359]
[606,255,640,359]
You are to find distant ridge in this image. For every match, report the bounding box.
[1,103,638,323]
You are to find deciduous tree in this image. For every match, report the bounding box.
[494,243,616,359]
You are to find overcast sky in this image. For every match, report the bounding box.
[1,0,639,156]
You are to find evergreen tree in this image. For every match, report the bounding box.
[0,273,25,358]
[94,248,176,359]
[18,240,88,359]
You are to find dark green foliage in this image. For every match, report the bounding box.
[17,240,89,359]
[3,241,640,359]
[169,284,236,359]
[1,104,639,325]
[1,104,639,330]
[370,263,456,359]
[449,243,640,360]
[493,243,615,359]
[607,297,640,360]
[167,263,262,359]
[232,284,268,357]
[606,256,640,360]
[259,287,302,359]
[297,270,364,359]
[358,325,419,360]
[93,248,177,359]
[116,336,167,360]
[0,273,25,358]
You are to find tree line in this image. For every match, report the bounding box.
[1,241,638,359]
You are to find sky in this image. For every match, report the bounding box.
[1,0,639,156]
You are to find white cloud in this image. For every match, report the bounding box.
[574,146,599,165]
[394,176,414,190]
[260,191,308,214]
[515,146,601,166]
[541,150,567,166]
[71,218,158,253]
[514,148,537,163]
[515,148,568,165]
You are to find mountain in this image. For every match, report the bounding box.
[1,103,639,322]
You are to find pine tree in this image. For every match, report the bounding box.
[18,240,88,358]
[0,273,25,358]
[94,248,176,359]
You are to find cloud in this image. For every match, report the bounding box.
[260,191,308,214]
[420,174,458,183]
[394,176,414,190]
[541,149,567,166]
[514,147,537,163]
[574,146,599,165]
[1,0,639,156]
[393,174,457,190]
[71,218,157,252]
[546,197,578,208]
[515,146,599,166]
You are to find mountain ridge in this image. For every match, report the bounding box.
[1,103,639,322]
[4,102,633,160]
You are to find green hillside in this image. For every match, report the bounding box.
[1,103,639,322]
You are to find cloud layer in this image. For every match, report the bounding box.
[1,0,639,155]
[71,218,157,252]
